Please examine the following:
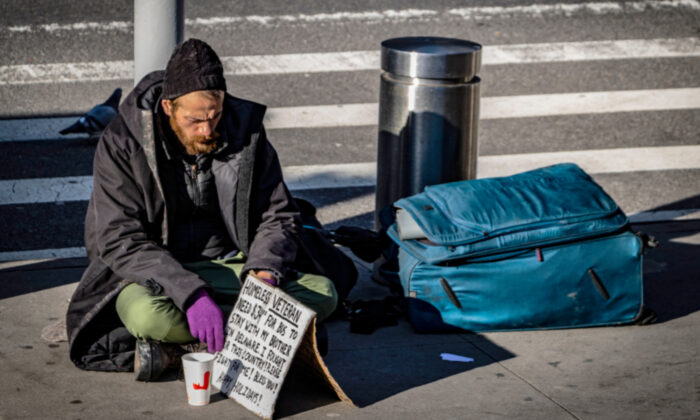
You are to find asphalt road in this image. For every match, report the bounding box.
[0,0,699,256]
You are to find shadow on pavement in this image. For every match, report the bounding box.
[332,327,515,408]
[641,194,700,213]
[634,220,700,323]
[634,196,700,323]
[326,211,374,230]
[275,323,516,413]
[274,363,345,415]
[292,186,374,204]
[0,112,85,120]
[0,257,84,299]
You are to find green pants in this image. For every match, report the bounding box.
[115,254,337,343]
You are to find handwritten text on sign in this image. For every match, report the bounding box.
[212,277,315,419]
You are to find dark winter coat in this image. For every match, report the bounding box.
[66,71,356,371]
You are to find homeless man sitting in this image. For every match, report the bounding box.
[65,38,349,381]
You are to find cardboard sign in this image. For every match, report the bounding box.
[212,276,315,419]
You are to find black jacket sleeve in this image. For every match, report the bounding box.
[241,127,301,281]
[90,127,208,310]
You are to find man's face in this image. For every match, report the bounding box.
[162,90,224,155]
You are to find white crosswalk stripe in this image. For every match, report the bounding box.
[264,88,700,129]
[2,38,698,85]
[0,247,87,264]
[2,88,699,141]
[5,1,699,34]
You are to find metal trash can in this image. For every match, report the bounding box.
[375,36,482,228]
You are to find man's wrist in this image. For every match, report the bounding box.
[248,270,278,286]
[186,288,209,309]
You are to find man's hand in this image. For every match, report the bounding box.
[249,270,278,287]
[185,289,224,353]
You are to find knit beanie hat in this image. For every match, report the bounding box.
[162,38,227,100]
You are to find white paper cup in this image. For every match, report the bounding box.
[182,352,216,406]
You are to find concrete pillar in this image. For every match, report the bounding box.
[133,0,184,85]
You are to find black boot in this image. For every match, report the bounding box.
[134,340,186,382]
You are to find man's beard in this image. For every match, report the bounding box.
[169,116,220,155]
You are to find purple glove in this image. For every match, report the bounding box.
[185,289,224,353]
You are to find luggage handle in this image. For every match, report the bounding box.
[440,277,462,309]
[588,269,610,300]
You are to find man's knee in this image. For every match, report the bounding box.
[283,274,338,322]
[115,283,193,342]
[314,288,338,322]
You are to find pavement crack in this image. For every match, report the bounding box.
[464,336,582,420]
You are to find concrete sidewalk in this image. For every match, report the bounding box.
[0,221,698,419]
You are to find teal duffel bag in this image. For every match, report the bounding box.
[387,163,654,332]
